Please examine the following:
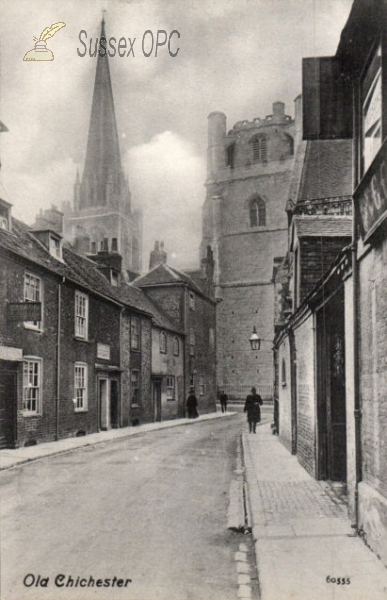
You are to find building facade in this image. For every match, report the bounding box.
[64,18,142,277]
[0,205,154,448]
[135,245,217,415]
[201,101,301,399]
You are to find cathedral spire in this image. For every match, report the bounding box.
[79,16,127,209]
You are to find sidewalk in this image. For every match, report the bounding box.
[243,424,387,600]
[0,411,232,471]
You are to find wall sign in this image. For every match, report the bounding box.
[355,140,387,242]
[97,343,111,361]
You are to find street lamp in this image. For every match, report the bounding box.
[249,326,261,352]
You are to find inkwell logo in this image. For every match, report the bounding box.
[23,22,66,61]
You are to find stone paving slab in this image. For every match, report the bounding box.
[243,425,387,600]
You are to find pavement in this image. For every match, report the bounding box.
[242,423,387,600]
[0,411,231,471]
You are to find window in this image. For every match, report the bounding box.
[189,291,195,311]
[75,291,89,339]
[23,358,42,413]
[131,316,140,350]
[24,272,42,330]
[49,235,62,260]
[74,363,88,411]
[173,336,180,356]
[189,330,195,356]
[249,198,266,227]
[159,331,167,353]
[199,377,205,396]
[284,134,294,156]
[166,376,175,400]
[281,358,287,387]
[251,135,267,162]
[362,43,382,172]
[131,370,140,406]
[226,143,236,168]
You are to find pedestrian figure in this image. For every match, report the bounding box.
[244,387,263,433]
[186,387,199,419]
[219,390,228,413]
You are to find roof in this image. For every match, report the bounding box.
[134,262,204,295]
[298,140,353,202]
[0,218,151,315]
[0,217,185,333]
[293,215,353,238]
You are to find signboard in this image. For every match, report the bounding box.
[355,139,387,241]
[97,343,111,361]
[0,345,23,361]
[7,302,41,322]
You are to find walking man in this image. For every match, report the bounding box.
[219,390,228,413]
[244,387,263,433]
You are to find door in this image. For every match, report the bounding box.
[0,366,17,449]
[110,379,119,428]
[99,378,109,430]
[153,379,162,422]
[317,292,347,482]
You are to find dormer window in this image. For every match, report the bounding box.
[0,199,12,232]
[49,234,62,259]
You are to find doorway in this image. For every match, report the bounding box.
[110,379,119,428]
[0,365,16,449]
[99,378,109,430]
[317,292,347,482]
[153,378,162,422]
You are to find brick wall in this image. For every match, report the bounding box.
[295,316,316,477]
[299,237,350,302]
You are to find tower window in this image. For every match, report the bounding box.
[251,135,267,162]
[249,198,266,227]
[284,134,294,156]
[226,143,236,168]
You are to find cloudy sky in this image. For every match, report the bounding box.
[0,0,353,270]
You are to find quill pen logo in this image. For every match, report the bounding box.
[23,22,66,61]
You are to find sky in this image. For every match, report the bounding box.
[0,0,354,270]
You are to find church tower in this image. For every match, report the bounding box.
[201,100,301,399]
[66,17,142,276]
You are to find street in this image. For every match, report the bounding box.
[0,407,272,600]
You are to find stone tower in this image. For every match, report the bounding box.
[65,17,142,276]
[201,100,301,398]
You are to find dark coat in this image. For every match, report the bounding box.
[220,392,228,405]
[244,393,263,422]
[187,393,198,418]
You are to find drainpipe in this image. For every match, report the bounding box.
[56,277,65,441]
[352,81,361,529]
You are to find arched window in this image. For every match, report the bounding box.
[284,134,294,156]
[173,336,179,356]
[249,198,266,227]
[159,331,167,354]
[226,143,236,168]
[251,135,267,162]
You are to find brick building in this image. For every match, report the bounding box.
[63,17,142,277]
[201,100,301,399]
[0,205,154,448]
[135,244,217,414]
[273,132,353,467]
[274,0,387,567]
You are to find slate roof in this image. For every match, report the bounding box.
[298,140,353,202]
[1,217,186,334]
[134,263,204,295]
[293,215,353,238]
